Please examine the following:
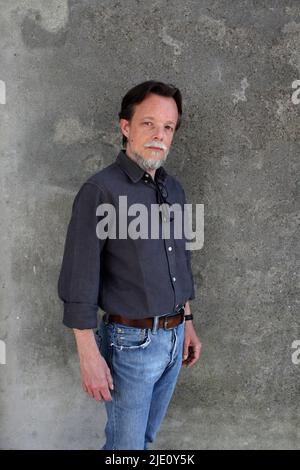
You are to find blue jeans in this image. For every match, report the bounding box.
[95,315,185,450]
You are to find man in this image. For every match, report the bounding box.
[58,80,202,450]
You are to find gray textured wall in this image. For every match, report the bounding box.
[0,0,299,450]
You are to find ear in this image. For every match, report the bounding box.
[119,119,130,139]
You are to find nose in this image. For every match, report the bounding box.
[152,125,165,141]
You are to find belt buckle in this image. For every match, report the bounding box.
[178,305,185,322]
[163,305,185,330]
[175,306,186,327]
[179,308,185,324]
[176,304,185,314]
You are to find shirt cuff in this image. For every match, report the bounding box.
[62,302,99,329]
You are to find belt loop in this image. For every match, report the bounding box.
[151,315,159,335]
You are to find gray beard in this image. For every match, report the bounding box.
[132,149,169,171]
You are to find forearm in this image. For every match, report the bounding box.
[73,328,100,358]
[184,301,191,315]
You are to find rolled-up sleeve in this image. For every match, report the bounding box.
[57,182,105,329]
[181,186,196,301]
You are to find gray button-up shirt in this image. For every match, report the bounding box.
[57,149,195,329]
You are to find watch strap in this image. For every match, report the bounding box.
[184,314,193,321]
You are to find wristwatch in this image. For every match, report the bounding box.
[184,314,193,321]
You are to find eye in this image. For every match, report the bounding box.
[165,125,174,131]
[143,121,152,126]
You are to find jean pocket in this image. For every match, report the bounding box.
[110,323,151,351]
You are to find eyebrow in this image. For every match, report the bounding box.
[142,116,176,125]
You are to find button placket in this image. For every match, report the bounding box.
[142,174,180,309]
[162,213,178,308]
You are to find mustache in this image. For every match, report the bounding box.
[144,142,167,151]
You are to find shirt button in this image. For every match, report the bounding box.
[168,246,172,251]
[172,277,176,282]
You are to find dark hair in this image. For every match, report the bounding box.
[118,80,182,148]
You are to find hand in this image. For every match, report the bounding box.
[79,350,114,402]
[182,321,202,368]
[73,328,114,402]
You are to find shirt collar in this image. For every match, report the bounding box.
[116,149,168,184]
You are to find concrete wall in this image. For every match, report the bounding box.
[0,0,299,449]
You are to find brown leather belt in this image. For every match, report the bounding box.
[103,305,185,330]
